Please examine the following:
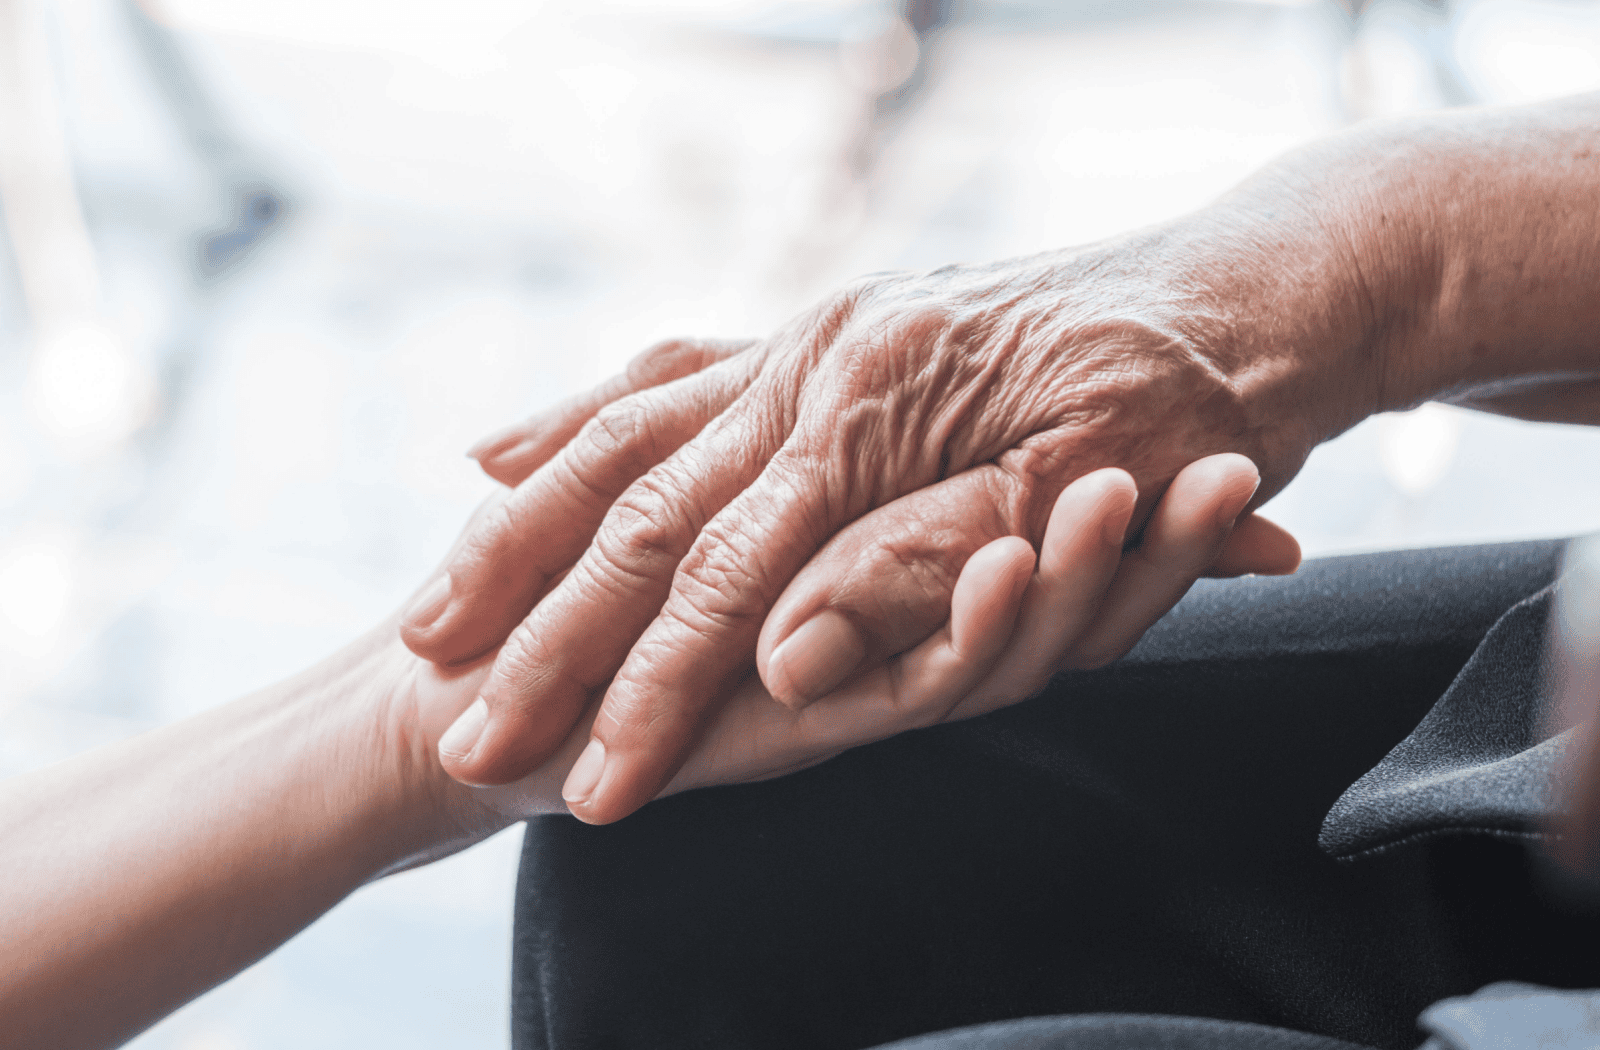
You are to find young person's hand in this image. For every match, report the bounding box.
[414,453,1297,824]
[0,452,1294,1050]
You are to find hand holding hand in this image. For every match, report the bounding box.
[408,453,1297,824]
[0,448,1296,1050]
[404,216,1345,807]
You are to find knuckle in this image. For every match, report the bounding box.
[788,280,882,351]
[670,571,757,633]
[842,270,906,302]
[459,494,524,567]
[876,532,963,609]
[661,590,756,644]
[586,477,695,594]
[603,676,694,746]
[996,442,1054,490]
[491,621,560,702]
[585,394,661,461]
[894,301,956,335]
[563,393,681,501]
[763,455,836,549]
[672,524,772,625]
[599,680,659,734]
[812,528,965,651]
[995,444,1066,536]
[628,338,694,385]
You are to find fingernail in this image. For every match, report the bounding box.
[475,438,532,470]
[769,609,867,708]
[466,427,516,460]
[1217,475,1262,529]
[484,443,540,482]
[439,698,488,761]
[563,738,607,804]
[404,574,451,631]
[1103,508,1130,548]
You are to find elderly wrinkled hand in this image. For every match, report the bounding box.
[402,101,1566,822]
[414,453,1296,824]
[401,199,1355,820]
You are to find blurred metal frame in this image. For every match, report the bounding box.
[122,0,287,278]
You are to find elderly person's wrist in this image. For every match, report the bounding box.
[1409,95,1600,414]
[1176,137,1435,447]
[1137,204,1384,470]
[1218,95,1600,423]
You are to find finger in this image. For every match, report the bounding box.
[698,467,1255,789]
[949,537,1038,662]
[794,535,1036,734]
[660,534,1036,798]
[752,458,1262,717]
[438,395,789,789]
[1063,452,1261,669]
[549,445,839,822]
[466,290,981,811]
[1203,513,1301,578]
[471,337,757,486]
[757,462,1079,712]
[816,534,1035,730]
[650,467,1142,803]
[951,468,1137,714]
[403,354,757,667]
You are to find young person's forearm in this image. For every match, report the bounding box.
[0,627,498,1050]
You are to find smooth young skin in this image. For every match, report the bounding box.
[410,94,1600,823]
[0,454,1284,1050]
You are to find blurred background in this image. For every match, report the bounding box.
[4,0,1600,1046]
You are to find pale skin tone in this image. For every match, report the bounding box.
[408,93,1600,826]
[0,454,1289,1050]
[12,90,1600,1049]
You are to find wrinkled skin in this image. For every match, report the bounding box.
[405,94,1600,826]
[405,212,1351,822]
[3,453,1289,1050]
[408,455,1294,826]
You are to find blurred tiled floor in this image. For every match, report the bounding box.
[5,1,1600,1047]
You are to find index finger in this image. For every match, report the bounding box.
[401,354,757,666]
[471,337,756,486]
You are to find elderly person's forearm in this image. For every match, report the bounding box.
[1210,91,1600,422]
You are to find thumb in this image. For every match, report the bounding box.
[756,465,1134,710]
